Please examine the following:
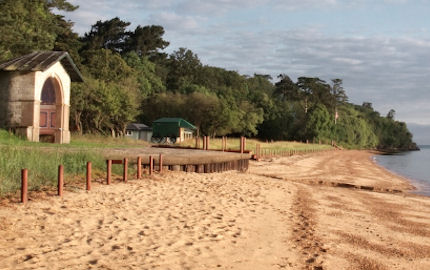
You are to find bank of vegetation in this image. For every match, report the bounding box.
[0,130,136,195]
[0,0,417,151]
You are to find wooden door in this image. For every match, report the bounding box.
[39,78,57,138]
[40,105,56,135]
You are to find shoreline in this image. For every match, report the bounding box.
[1,150,430,269]
[369,152,417,192]
[371,150,430,197]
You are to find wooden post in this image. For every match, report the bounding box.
[86,162,91,191]
[257,144,261,159]
[58,165,64,197]
[137,157,142,179]
[21,169,28,204]
[206,136,210,150]
[159,154,163,173]
[149,156,154,175]
[240,136,244,154]
[195,136,199,149]
[123,158,128,182]
[107,160,112,185]
[203,136,206,150]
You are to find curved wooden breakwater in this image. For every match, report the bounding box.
[138,156,250,173]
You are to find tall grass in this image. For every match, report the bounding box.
[0,130,142,196]
[0,146,105,195]
[70,133,150,148]
[0,129,150,149]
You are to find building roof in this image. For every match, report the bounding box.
[153,118,197,130]
[0,51,83,82]
[126,123,152,131]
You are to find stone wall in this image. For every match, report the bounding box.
[0,72,11,127]
[0,71,36,128]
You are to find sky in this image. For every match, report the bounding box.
[61,0,430,144]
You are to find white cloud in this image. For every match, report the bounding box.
[149,11,200,32]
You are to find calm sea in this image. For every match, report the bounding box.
[373,145,430,196]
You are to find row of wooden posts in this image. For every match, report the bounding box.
[19,153,251,204]
[253,146,328,160]
[195,136,247,153]
[19,154,164,204]
[20,162,93,204]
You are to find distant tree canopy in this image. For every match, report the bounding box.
[0,0,78,61]
[0,3,417,149]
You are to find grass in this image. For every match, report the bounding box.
[0,129,150,149]
[0,130,142,196]
[178,137,333,152]
[0,146,106,195]
[69,133,150,148]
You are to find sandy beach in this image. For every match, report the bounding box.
[1,150,430,269]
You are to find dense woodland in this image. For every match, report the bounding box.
[0,0,417,150]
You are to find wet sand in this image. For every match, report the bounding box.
[0,150,429,269]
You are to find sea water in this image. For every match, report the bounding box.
[373,145,430,196]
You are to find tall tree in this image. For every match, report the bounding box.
[124,25,169,58]
[273,74,299,102]
[53,15,82,68]
[0,0,78,61]
[330,79,348,124]
[81,17,130,54]
[166,48,202,91]
[296,77,331,113]
[70,49,139,135]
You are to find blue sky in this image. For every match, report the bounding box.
[62,0,430,143]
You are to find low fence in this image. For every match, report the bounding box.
[155,136,250,154]
[253,146,332,160]
[17,154,249,204]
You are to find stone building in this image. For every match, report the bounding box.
[0,51,83,143]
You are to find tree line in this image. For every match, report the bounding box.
[0,0,417,150]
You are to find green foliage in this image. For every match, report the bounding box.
[305,104,334,141]
[273,74,299,102]
[334,105,378,148]
[356,105,413,149]
[71,75,139,135]
[80,17,130,53]
[0,0,78,61]
[123,52,166,96]
[166,48,202,91]
[124,25,169,58]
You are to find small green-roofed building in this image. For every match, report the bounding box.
[151,118,197,143]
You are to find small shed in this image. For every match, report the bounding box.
[125,123,153,141]
[152,118,197,143]
[0,51,83,143]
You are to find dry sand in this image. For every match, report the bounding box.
[1,150,430,269]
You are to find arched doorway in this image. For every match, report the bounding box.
[39,77,63,143]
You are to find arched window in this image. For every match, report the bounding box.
[41,78,56,105]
